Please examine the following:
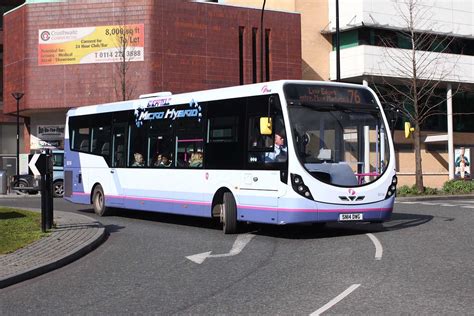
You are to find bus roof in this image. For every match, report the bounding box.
[67,80,372,117]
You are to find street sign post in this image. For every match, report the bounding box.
[28,151,54,232]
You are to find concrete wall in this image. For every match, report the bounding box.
[329,0,473,36]
[329,45,474,83]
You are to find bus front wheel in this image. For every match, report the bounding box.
[92,185,110,216]
[221,192,238,234]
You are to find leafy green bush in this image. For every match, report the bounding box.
[397,184,439,196]
[397,185,417,196]
[442,180,474,195]
[423,187,439,195]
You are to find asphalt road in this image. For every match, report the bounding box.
[1,197,473,315]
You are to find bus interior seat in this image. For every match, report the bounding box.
[79,140,89,151]
[101,142,110,156]
[115,145,124,161]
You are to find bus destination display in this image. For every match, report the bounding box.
[286,85,375,105]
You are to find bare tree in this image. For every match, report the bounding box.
[113,0,141,101]
[371,0,463,192]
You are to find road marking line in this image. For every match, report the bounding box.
[310,284,361,316]
[186,234,255,264]
[366,233,383,260]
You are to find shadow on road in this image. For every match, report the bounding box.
[383,212,434,231]
[75,206,433,239]
[103,224,126,234]
[250,212,433,240]
[77,206,220,231]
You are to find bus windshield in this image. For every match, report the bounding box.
[284,83,390,187]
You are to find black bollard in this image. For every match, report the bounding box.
[40,149,54,232]
[41,172,47,232]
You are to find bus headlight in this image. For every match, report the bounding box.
[385,176,397,199]
[291,174,313,200]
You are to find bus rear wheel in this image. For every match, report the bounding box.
[92,185,110,216]
[221,192,238,234]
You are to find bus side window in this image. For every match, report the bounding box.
[91,125,111,162]
[246,94,286,166]
[176,138,204,168]
[112,125,127,168]
[129,123,147,167]
[148,134,174,167]
[72,127,90,152]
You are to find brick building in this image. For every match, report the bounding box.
[2,0,301,170]
[1,1,24,174]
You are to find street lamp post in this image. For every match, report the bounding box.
[260,0,266,83]
[11,92,24,177]
[335,0,341,81]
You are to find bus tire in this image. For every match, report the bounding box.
[53,180,64,198]
[92,184,110,216]
[222,192,238,234]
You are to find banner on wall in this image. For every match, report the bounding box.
[31,125,66,150]
[38,24,144,66]
[37,125,65,140]
[454,147,471,179]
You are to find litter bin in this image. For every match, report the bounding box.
[0,170,7,194]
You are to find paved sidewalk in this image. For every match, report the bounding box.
[0,209,106,289]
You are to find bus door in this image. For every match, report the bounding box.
[108,123,127,206]
[244,116,287,206]
[240,96,288,212]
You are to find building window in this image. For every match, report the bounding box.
[239,26,245,85]
[265,29,270,81]
[332,27,474,56]
[252,28,258,83]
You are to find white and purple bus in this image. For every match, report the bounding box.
[64,80,397,233]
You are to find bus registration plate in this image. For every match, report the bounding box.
[339,213,363,221]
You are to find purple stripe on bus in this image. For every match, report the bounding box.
[72,192,392,214]
[238,205,392,213]
[107,194,211,206]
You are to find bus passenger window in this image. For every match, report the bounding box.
[129,123,147,167]
[112,125,126,168]
[72,128,90,152]
[177,138,203,168]
[148,134,174,168]
[91,126,111,157]
[248,116,287,164]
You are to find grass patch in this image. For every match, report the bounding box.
[0,207,47,254]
